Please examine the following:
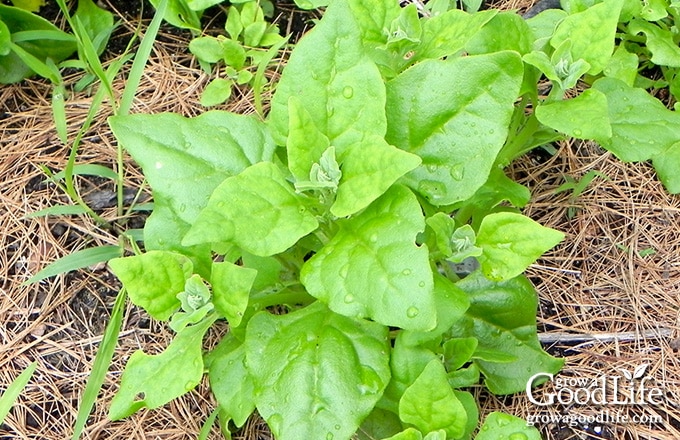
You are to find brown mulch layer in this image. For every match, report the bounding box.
[2,1,680,439]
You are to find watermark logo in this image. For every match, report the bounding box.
[525,364,666,429]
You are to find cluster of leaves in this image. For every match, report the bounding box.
[0,0,113,86]
[189,1,286,106]
[65,0,680,439]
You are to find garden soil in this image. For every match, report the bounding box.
[1,1,679,439]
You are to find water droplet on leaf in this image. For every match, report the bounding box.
[573,129,582,137]
[344,294,354,303]
[509,433,528,440]
[342,86,354,98]
[326,433,334,440]
[406,306,419,318]
[339,264,349,278]
[369,233,378,242]
[402,269,412,275]
[418,281,425,287]
[449,164,464,181]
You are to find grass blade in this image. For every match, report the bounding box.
[197,408,219,440]
[48,164,119,182]
[253,36,289,119]
[23,245,122,285]
[0,362,37,424]
[70,289,127,440]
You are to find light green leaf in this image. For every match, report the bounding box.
[550,0,622,75]
[0,19,10,56]
[109,112,275,274]
[475,412,541,440]
[205,335,255,427]
[211,261,257,327]
[287,96,331,181]
[149,0,201,30]
[526,9,568,51]
[628,19,680,68]
[535,89,612,141]
[451,272,564,394]
[465,12,533,55]
[414,9,497,62]
[223,38,246,68]
[399,360,467,438]
[74,0,114,55]
[447,364,480,389]
[269,0,386,149]
[604,45,638,86]
[301,185,436,331]
[652,141,680,193]
[443,337,478,371]
[476,212,564,281]
[357,407,403,440]
[0,362,36,424]
[294,0,328,9]
[109,317,214,420]
[189,36,224,63]
[177,274,211,312]
[448,225,483,264]
[424,212,456,258]
[331,136,421,217]
[108,251,192,320]
[9,0,44,12]
[386,52,523,205]
[455,390,479,440]
[225,6,243,40]
[186,0,224,10]
[592,77,680,162]
[245,302,391,440]
[243,21,266,47]
[0,4,76,84]
[25,245,122,285]
[183,162,319,256]
[382,427,425,440]
[640,0,668,20]
[200,78,233,107]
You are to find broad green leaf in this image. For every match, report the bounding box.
[604,45,638,86]
[447,364,480,388]
[629,19,680,68]
[382,428,427,440]
[205,335,255,427]
[652,141,680,193]
[269,0,386,149]
[640,0,668,20]
[0,20,10,56]
[108,251,192,320]
[225,6,243,40]
[414,9,497,62]
[74,0,114,55]
[476,212,564,281]
[526,9,568,51]
[451,272,564,394]
[400,274,470,346]
[24,245,122,285]
[245,302,391,440]
[287,96,331,181]
[475,412,541,440]
[183,162,319,256]
[109,111,275,273]
[186,0,224,10]
[399,359,467,438]
[293,0,328,9]
[465,12,534,55]
[9,0,44,12]
[357,407,403,440]
[200,78,232,107]
[211,261,257,327]
[454,390,479,440]
[189,36,224,63]
[443,337,478,371]
[243,21,266,47]
[550,0,622,75]
[331,136,421,217]
[149,0,201,30]
[448,225,483,264]
[301,185,436,331]
[535,89,612,141]
[0,362,36,424]
[0,4,76,83]
[424,212,456,258]
[386,52,523,206]
[347,0,400,56]
[109,317,214,420]
[223,38,246,68]
[592,77,680,162]
[383,336,437,412]
[241,252,282,292]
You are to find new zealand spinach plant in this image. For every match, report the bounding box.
[102,0,680,438]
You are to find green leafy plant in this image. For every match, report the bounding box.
[104,1,570,438]
[189,1,285,106]
[554,170,608,218]
[30,0,680,438]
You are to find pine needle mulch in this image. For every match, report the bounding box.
[2,1,680,440]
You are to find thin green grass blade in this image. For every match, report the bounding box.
[23,245,122,285]
[24,205,90,218]
[253,36,289,119]
[70,289,127,440]
[0,362,37,425]
[197,408,219,440]
[49,164,119,182]
[52,82,68,144]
